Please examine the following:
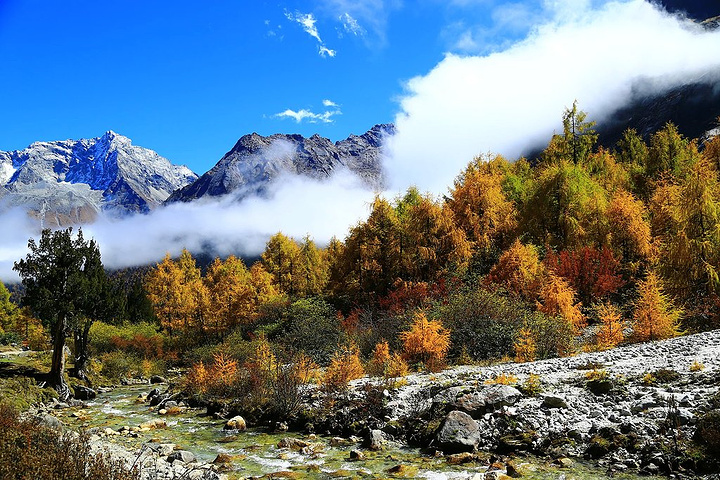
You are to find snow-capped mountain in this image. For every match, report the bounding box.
[167,124,394,203]
[0,131,197,227]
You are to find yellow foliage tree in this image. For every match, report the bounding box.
[449,154,518,255]
[594,302,625,350]
[632,272,682,341]
[486,240,545,300]
[514,327,536,363]
[145,250,208,335]
[400,312,451,372]
[537,274,586,333]
[606,190,654,263]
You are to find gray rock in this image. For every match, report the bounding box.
[73,385,96,401]
[542,395,568,409]
[435,410,480,453]
[364,429,387,451]
[39,414,63,430]
[150,375,168,384]
[167,450,196,464]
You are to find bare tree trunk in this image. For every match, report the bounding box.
[72,321,92,384]
[49,315,70,401]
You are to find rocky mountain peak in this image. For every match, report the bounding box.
[167,124,393,204]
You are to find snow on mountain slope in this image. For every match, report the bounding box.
[0,131,197,226]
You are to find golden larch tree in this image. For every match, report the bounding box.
[632,272,682,341]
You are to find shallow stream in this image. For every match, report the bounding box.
[60,385,653,479]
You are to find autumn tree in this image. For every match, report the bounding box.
[632,272,682,341]
[448,154,518,261]
[646,122,699,180]
[536,274,586,333]
[204,256,255,337]
[261,232,302,296]
[594,302,625,350]
[514,327,536,363]
[486,240,545,300]
[523,159,609,250]
[333,197,403,299]
[544,246,624,305]
[400,312,451,372]
[0,283,18,334]
[145,249,209,337]
[14,228,110,399]
[541,101,598,165]
[605,190,653,264]
[401,193,471,282]
[296,236,329,296]
[650,159,720,299]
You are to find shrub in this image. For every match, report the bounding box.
[367,341,391,377]
[323,344,364,393]
[519,374,543,396]
[514,327,536,363]
[690,360,705,372]
[696,410,720,455]
[485,373,518,385]
[400,312,450,372]
[0,403,138,480]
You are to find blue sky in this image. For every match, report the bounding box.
[0,0,544,173]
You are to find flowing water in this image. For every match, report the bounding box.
[59,385,652,479]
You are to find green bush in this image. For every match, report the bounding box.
[0,403,138,480]
[0,376,57,411]
[277,298,344,365]
[89,321,166,359]
[0,331,21,345]
[696,410,720,456]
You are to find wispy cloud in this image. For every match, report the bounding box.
[285,10,336,57]
[274,100,342,124]
[319,0,399,48]
[339,13,366,36]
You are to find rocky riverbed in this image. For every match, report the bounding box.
[24,330,720,479]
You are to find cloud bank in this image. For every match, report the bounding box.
[385,0,720,195]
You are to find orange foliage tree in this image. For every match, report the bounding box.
[544,246,625,305]
[536,274,586,333]
[400,312,451,372]
[323,343,365,392]
[632,272,682,341]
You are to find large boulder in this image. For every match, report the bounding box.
[435,410,480,453]
[449,384,522,418]
[73,385,96,401]
[167,450,196,464]
[223,415,247,431]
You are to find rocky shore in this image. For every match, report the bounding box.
[25,329,720,479]
[307,329,720,477]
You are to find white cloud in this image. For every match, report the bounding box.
[384,0,720,196]
[319,45,337,57]
[340,13,366,36]
[285,10,336,57]
[275,106,341,124]
[323,99,339,107]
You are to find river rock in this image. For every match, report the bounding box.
[349,449,365,460]
[39,414,63,430]
[364,429,387,450]
[73,385,96,400]
[168,450,196,464]
[277,437,309,450]
[150,375,167,384]
[139,418,166,430]
[224,415,247,431]
[435,410,480,453]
